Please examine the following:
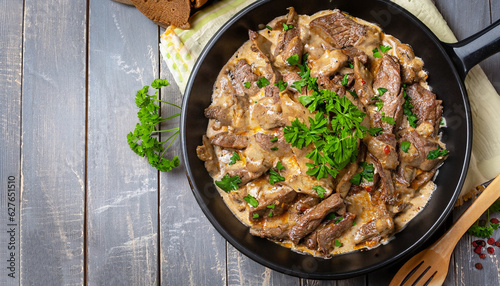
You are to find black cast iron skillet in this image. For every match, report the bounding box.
[181,0,500,279]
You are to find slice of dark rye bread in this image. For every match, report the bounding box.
[114,0,210,29]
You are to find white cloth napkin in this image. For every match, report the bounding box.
[159,0,500,203]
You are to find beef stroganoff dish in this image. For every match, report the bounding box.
[196,7,449,257]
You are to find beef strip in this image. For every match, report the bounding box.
[368,153,395,205]
[405,83,443,136]
[249,186,297,221]
[354,214,394,244]
[363,133,399,170]
[310,49,348,78]
[249,30,283,84]
[310,11,371,49]
[204,93,249,131]
[254,132,291,157]
[410,170,436,190]
[231,59,260,96]
[398,129,447,171]
[336,162,358,198]
[353,57,375,106]
[196,135,219,176]
[250,224,289,241]
[315,212,356,254]
[211,131,249,149]
[289,193,344,244]
[373,54,404,133]
[342,46,368,64]
[274,7,303,67]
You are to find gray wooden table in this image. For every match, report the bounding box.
[1,0,499,285]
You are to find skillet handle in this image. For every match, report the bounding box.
[443,18,500,80]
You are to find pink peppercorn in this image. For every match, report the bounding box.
[488,247,495,254]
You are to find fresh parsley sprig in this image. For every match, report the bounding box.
[127,79,181,172]
[468,199,500,238]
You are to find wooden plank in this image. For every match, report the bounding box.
[481,0,500,93]
[302,276,366,286]
[227,244,299,286]
[434,0,500,285]
[86,1,160,285]
[0,1,23,285]
[158,46,227,285]
[19,0,87,285]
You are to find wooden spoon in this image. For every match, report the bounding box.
[390,174,500,286]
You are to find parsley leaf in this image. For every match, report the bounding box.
[400,141,411,153]
[377,87,388,96]
[372,48,382,58]
[335,217,343,224]
[256,77,270,88]
[244,81,251,89]
[381,116,396,125]
[270,136,278,142]
[350,162,375,185]
[271,147,279,151]
[283,23,293,31]
[229,152,240,165]
[275,80,288,91]
[380,45,392,53]
[127,79,181,172]
[341,74,349,86]
[489,198,500,212]
[252,213,260,219]
[427,147,448,159]
[276,161,285,171]
[244,194,259,208]
[215,174,241,192]
[403,89,418,128]
[334,239,342,247]
[312,185,326,198]
[286,54,300,65]
[266,25,272,30]
[360,126,383,137]
[269,169,285,185]
[267,204,275,209]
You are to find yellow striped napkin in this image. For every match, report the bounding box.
[159,0,500,202]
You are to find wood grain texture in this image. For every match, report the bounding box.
[0,1,23,285]
[159,51,227,286]
[481,0,500,92]
[302,276,366,286]
[86,1,160,285]
[227,243,298,286]
[20,0,87,285]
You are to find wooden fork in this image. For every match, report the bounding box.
[390,174,500,286]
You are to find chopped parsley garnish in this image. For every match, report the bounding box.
[286,54,300,65]
[270,147,279,151]
[380,45,392,53]
[335,217,343,224]
[403,89,418,128]
[283,56,369,180]
[352,221,357,226]
[229,152,241,165]
[267,204,275,209]
[325,213,336,220]
[252,213,259,219]
[372,45,392,58]
[375,100,384,111]
[275,80,288,91]
[400,141,411,153]
[377,87,388,96]
[276,161,285,171]
[270,136,279,142]
[381,116,396,125]
[341,74,349,86]
[440,117,446,126]
[266,25,272,30]
[283,23,293,31]
[350,162,375,185]
[347,90,358,98]
[334,239,342,247]
[268,212,274,217]
[256,77,270,88]
[427,147,448,159]
[244,81,251,89]
[361,126,383,137]
[348,61,354,69]
[269,169,285,185]
[244,194,259,208]
[215,174,241,192]
[312,185,326,198]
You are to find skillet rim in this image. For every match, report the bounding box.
[180,0,472,279]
